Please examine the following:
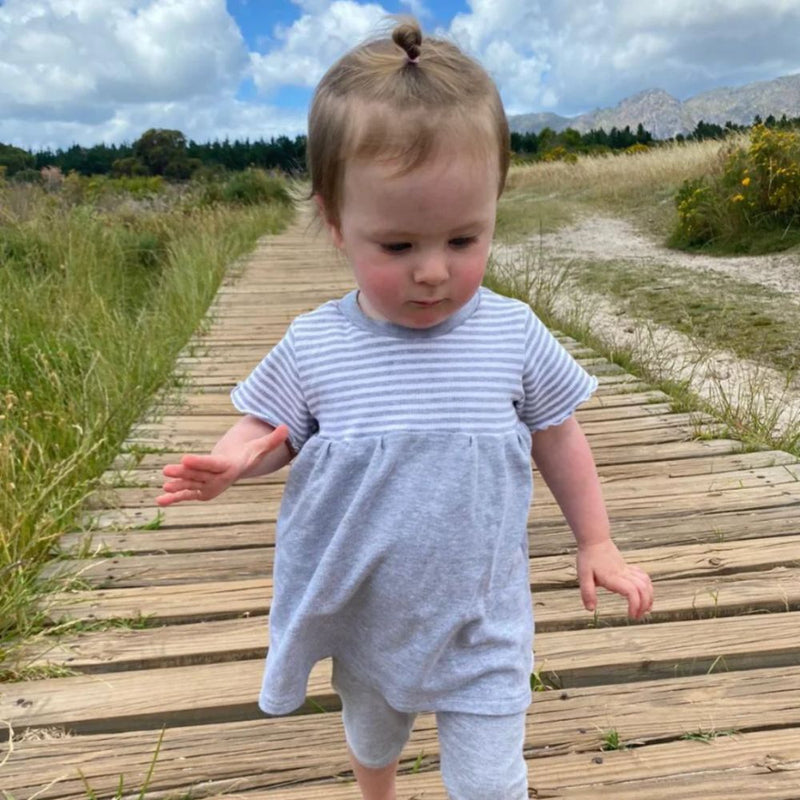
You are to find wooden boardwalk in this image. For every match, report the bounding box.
[3,213,800,799]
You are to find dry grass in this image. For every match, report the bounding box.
[498,136,748,241]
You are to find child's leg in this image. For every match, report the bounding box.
[436,709,528,800]
[332,659,417,800]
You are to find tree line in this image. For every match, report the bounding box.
[1,129,307,180]
[3,113,800,180]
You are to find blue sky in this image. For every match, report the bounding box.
[2,0,800,150]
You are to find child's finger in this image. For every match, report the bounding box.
[162,478,203,494]
[578,566,597,612]
[180,453,230,473]
[162,464,213,484]
[156,488,192,506]
[628,570,654,615]
[598,572,642,618]
[630,579,653,619]
[254,424,290,456]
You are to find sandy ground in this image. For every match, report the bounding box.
[540,215,800,301]
[494,215,800,440]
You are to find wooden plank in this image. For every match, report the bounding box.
[135,403,679,437]
[92,462,800,511]
[125,412,703,449]
[44,533,800,590]
[107,437,742,475]
[238,729,800,800]
[91,451,798,501]
[58,502,800,559]
[86,475,800,530]
[0,660,330,735]
[5,669,800,799]
[44,564,800,627]
[23,608,800,685]
[148,389,672,416]
[101,450,784,500]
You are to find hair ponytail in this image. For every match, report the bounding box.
[392,19,422,63]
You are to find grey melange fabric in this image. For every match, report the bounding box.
[231,287,597,716]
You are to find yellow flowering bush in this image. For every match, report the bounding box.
[671,124,800,252]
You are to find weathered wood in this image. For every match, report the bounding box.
[126,412,703,449]
[5,669,800,800]
[109,437,742,475]
[44,532,800,591]
[85,473,800,530]
[22,609,800,689]
[44,564,800,630]
[10,207,800,800]
[146,388,672,417]
[57,502,800,561]
[91,462,800,512]
[237,728,800,800]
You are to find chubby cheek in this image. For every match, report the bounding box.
[459,254,488,295]
[352,260,405,314]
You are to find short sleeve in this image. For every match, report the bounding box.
[230,325,316,454]
[517,309,598,431]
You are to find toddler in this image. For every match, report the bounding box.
[157,17,653,800]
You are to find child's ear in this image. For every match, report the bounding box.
[314,193,344,249]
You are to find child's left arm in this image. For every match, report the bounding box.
[530,414,653,620]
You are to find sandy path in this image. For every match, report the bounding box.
[494,215,800,440]
[541,215,800,301]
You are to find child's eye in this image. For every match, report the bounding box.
[381,242,411,253]
[450,236,477,248]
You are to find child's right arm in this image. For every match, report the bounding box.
[155,416,291,507]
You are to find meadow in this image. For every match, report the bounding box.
[0,169,294,662]
[491,129,800,454]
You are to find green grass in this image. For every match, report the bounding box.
[495,193,576,243]
[484,246,800,457]
[571,259,800,375]
[79,727,165,800]
[680,727,737,743]
[501,138,734,243]
[600,728,627,751]
[0,176,294,662]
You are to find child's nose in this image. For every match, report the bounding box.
[412,251,449,284]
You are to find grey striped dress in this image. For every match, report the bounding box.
[231,287,597,716]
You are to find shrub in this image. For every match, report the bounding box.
[221,168,293,206]
[541,146,578,164]
[670,124,800,252]
[11,168,43,185]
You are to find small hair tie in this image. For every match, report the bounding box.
[407,55,420,64]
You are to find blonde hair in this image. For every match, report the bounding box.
[308,16,510,228]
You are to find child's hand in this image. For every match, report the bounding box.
[155,424,289,506]
[576,539,653,620]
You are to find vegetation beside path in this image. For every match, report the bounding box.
[0,170,295,660]
[493,133,800,456]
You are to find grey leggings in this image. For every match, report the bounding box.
[332,659,529,800]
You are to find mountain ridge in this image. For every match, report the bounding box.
[508,73,800,140]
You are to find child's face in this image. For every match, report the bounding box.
[326,148,498,329]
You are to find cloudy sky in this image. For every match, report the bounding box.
[3,0,800,151]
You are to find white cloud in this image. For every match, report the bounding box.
[250,0,388,94]
[399,0,431,19]
[4,0,800,151]
[0,96,308,152]
[0,0,248,122]
[446,0,800,115]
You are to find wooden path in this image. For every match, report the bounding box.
[3,212,800,799]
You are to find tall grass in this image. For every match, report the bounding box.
[0,176,294,656]
[498,137,745,240]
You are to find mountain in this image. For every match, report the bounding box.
[508,73,800,140]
